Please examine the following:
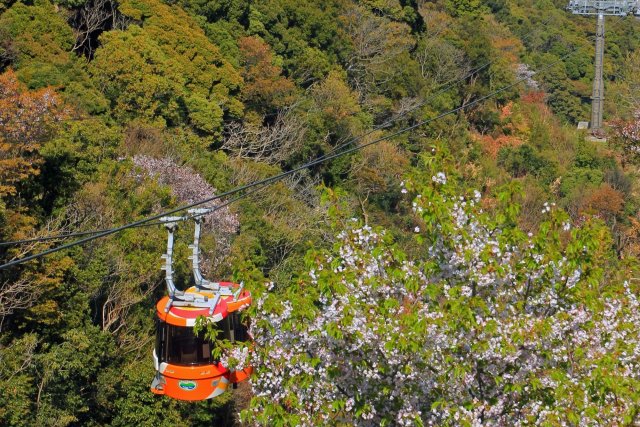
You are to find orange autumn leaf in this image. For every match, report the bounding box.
[0,69,67,197]
[473,132,524,159]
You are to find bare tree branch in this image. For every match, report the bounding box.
[0,218,73,331]
[415,37,469,85]
[341,7,414,95]
[71,0,114,56]
[221,107,306,164]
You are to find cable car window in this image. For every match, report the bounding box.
[231,313,249,342]
[166,324,214,366]
[155,319,166,362]
[218,316,231,341]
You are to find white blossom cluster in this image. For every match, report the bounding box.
[250,224,431,426]
[246,178,640,426]
[617,110,640,153]
[220,345,250,371]
[132,155,239,269]
[516,63,539,90]
[432,172,447,185]
[132,155,239,234]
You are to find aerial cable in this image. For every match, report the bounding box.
[0,16,566,249]
[0,184,270,270]
[0,13,629,264]
[0,62,510,250]
[1,18,569,236]
[321,15,559,158]
[0,41,597,271]
[0,40,612,269]
[0,54,495,248]
[0,229,119,247]
[0,184,270,248]
[0,13,626,264]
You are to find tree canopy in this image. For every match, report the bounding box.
[1,0,640,425]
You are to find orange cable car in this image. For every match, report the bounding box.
[150,211,252,401]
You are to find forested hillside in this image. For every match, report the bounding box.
[2,0,640,425]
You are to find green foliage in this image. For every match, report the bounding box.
[39,119,121,212]
[184,94,225,134]
[2,0,640,424]
[0,1,74,89]
[201,20,242,66]
[110,360,184,427]
[178,0,249,24]
[559,141,615,198]
[0,334,37,426]
[560,167,604,197]
[0,2,108,111]
[91,26,179,125]
[0,2,74,66]
[91,0,242,135]
[34,326,116,425]
[246,150,637,424]
[229,170,324,280]
[498,144,557,184]
[445,0,487,16]
[309,69,368,145]
[243,0,346,83]
[573,140,612,170]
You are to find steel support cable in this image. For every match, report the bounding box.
[0,184,270,248]
[0,15,566,248]
[0,56,491,248]
[0,183,270,267]
[0,18,622,263]
[0,43,594,271]
[0,76,487,247]
[0,70,504,247]
[0,55,492,247]
[320,15,559,158]
[0,13,626,263]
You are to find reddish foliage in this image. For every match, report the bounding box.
[521,91,546,104]
[238,37,296,112]
[621,217,640,258]
[580,184,624,219]
[480,196,498,212]
[499,102,513,121]
[474,133,524,159]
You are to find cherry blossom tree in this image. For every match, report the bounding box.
[132,155,239,271]
[131,155,238,233]
[243,155,640,425]
[613,110,640,165]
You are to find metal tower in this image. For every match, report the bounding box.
[567,1,639,133]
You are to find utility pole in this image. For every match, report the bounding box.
[567,1,638,135]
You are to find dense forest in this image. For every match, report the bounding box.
[2,0,640,425]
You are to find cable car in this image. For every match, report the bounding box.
[150,211,252,401]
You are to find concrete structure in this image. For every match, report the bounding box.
[567,1,639,132]
[567,1,638,15]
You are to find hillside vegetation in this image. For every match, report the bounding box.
[1,0,640,425]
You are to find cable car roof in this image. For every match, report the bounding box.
[156,284,251,326]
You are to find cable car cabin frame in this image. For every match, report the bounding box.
[150,211,252,401]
